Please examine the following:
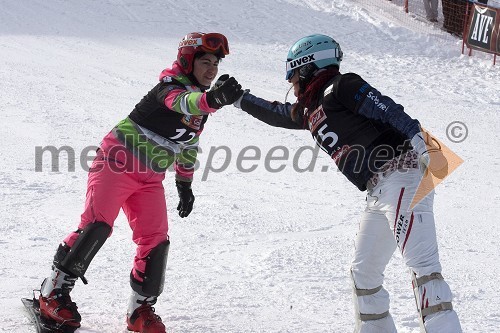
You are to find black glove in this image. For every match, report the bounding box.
[206,76,243,109]
[212,74,230,90]
[176,181,194,218]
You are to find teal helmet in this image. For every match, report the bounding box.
[285,34,343,82]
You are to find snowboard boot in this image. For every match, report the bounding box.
[39,267,81,330]
[127,293,166,333]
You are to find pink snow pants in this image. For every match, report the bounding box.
[351,168,462,333]
[63,132,169,281]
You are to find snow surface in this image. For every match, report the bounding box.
[1,0,499,332]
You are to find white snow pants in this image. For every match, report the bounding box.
[351,169,462,333]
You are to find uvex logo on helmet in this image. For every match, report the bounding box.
[285,49,342,80]
[285,34,343,81]
[289,54,316,69]
[176,32,229,74]
[178,38,200,48]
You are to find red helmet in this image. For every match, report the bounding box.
[177,32,230,74]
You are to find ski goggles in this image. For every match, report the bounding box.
[178,33,229,55]
[285,48,342,80]
[285,67,296,81]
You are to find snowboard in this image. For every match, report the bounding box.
[22,297,78,333]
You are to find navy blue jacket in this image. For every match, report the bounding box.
[239,72,421,191]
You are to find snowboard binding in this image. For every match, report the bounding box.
[22,290,79,333]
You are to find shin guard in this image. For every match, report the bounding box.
[351,270,396,333]
[131,240,170,297]
[411,271,458,333]
[59,222,111,283]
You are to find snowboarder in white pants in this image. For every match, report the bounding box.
[352,167,461,333]
[232,34,463,332]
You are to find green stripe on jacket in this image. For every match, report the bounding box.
[113,118,175,172]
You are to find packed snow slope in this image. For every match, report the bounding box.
[1,0,499,332]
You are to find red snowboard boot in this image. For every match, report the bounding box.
[39,288,81,329]
[127,303,166,333]
[39,266,81,330]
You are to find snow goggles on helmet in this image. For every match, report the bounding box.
[178,33,229,56]
[285,48,342,80]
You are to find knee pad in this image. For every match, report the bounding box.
[131,240,170,297]
[59,222,111,283]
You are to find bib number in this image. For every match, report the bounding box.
[170,128,195,142]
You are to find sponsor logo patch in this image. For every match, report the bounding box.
[182,115,203,130]
[308,105,327,133]
[367,91,388,111]
[331,145,351,164]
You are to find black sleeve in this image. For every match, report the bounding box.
[240,93,303,130]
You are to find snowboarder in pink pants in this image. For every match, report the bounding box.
[37,32,242,333]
